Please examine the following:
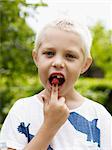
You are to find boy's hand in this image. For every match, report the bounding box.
[42,84,69,130]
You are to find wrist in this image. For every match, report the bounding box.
[42,121,60,135]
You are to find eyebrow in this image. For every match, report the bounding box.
[65,49,79,56]
[40,43,56,50]
[40,44,82,56]
[42,47,56,52]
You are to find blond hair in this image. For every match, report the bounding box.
[34,17,92,57]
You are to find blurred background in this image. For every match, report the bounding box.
[0,0,112,128]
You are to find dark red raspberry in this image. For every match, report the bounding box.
[51,78,59,85]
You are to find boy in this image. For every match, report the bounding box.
[0,17,112,150]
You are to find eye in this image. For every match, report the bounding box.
[43,51,55,58]
[65,53,76,61]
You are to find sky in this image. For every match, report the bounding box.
[26,0,112,32]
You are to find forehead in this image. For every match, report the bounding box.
[40,27,85,51]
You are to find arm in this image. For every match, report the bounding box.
[7,122,58,150]
[24,84,69,150]
[23,122,59,150]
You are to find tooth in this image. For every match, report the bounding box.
[57,75,61,78]
[51,74,63,79]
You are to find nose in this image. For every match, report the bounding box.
[52,57,64,69]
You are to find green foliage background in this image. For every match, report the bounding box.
[0,0,112,128]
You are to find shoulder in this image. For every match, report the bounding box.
[9,94,43,114]
[85,98,111,118]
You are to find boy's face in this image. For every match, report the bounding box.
[33,27,92,96]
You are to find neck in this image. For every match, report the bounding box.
[42,86,81,101]
[64,87,85,109]
[39,87,85,110]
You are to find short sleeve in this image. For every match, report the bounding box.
[0,101,27,150]
[96,104,112,150]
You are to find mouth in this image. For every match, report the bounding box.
[49,73,65,86]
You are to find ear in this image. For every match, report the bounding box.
[32,50,38,67]
[81,57,92,74]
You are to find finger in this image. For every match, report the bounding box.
[41,95,49,105]
[50,84,58,102]
[58,97,65,104]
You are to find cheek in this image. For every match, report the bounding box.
[38,64,49,83]
[38,66,47,77]
[68,64,82,81]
